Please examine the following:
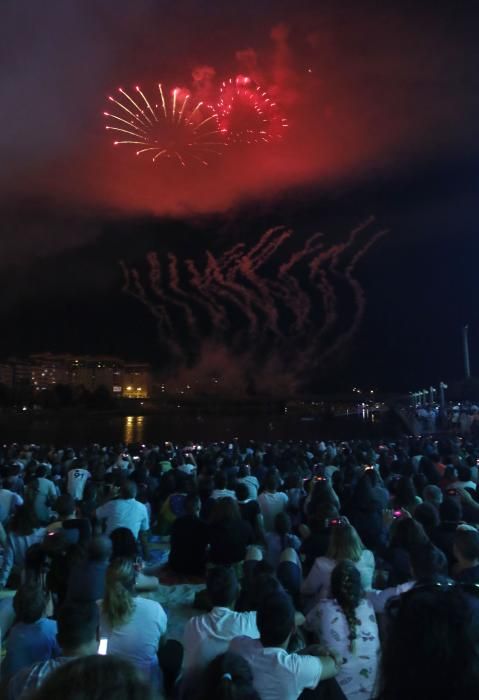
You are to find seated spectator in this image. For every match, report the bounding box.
[422,484,443,510]
[258,473,289,532]
[95,481,149,559]
[377,586,479,700]
[413,502,440,540]
[385,518,429,585]
[2,582,59,683]
[431,497,463,568]
[0,479,23,526]
[66,536,112,603]
[66,460,91,502]
[230,592,342,700]
[264,512,301,570]
[26,655,158,700]
[208,497,254,568]
[47,495,91,546]
[168,494,209,576]
[110,527,159,592]
[183,567,258,676]
[348,472,387,552]
[306,560,380,700]
[237,464,260,500]
[301,521,375,606]
[198,651,260,700]
[299,503,338,575]
[236,482,264,543]
[0,506,46,589]
[99,558,167,688]
[25,466,58,525]
[452,525,479,583]
[210,471,237,500]
[8,601,100,700]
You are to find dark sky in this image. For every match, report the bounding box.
[0,1,478,395]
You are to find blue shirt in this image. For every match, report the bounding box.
[3,618,60,681]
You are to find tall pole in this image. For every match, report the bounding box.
[463,325,471,380]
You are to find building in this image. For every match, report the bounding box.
[0,354,152,399]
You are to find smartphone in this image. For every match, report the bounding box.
[98,638,108,655]
[446,489,458,497]
[328,518,344,527]
[392,510,402,519]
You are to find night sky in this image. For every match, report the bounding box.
[0,1,478,395]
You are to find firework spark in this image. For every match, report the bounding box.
[217,75,288,144]
[104,84,225,166]
[120,220,388,372]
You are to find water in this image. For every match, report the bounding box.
[0,410,384,446]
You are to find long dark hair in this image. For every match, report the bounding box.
[378,586,479,700]
[200,652,261,700]
[331,560,363,651]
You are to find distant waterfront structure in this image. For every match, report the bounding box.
[0,353,152,399]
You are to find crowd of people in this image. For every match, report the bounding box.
[1,434,479,699]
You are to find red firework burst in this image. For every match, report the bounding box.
[217,75,288,145]
[104,84,225,166]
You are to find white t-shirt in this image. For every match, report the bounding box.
[183,607,259,672]
[96,499,149,538]
[258,491,289,531]
[67,469,91,501]
[177,463,196,476]
[100,597,167,684]
[229,636,322,700]
[0,490,23,524]
[237,476,260,500]
[210,489,237,500]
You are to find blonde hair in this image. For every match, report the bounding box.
[102,558,136,628]
[327,523,364,563]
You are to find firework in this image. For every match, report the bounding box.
[104,84,225,166]
[120,220,388,371]
[217,75,288,144]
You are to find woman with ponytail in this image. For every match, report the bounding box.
[100,558,167,689]
[198,652,260,700]
[305,560,380,699]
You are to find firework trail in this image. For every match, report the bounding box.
[105,84,225,166]
[121,219,387,375]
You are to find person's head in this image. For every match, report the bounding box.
[409,542,448,582]
[13,582,48,623]
[210,497,241,524]
[274,512,292,537]
[439,496,462,523]
[200,652,260,700]
[238,464,251,478]
[422,484,443,508]
[327,522,364,562]
[331,560,363,650]
[206,566,239,608]
[454,527,479,566]
[378,586,479,700]
[235,482,250,502]
[56,601,100,655]
[393,477,417,508]
[55,494,76,520]
[256,592,295,648]
[390,517,429,551]
[36,464,48,478]
[120,480,137,500]
[110,528,137,561]
[28,655,157,700]
[413,503,440,537]
[88,536,113,563]
[308,501,339,529]
[264,473,279,493]
[102,558,136,628]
